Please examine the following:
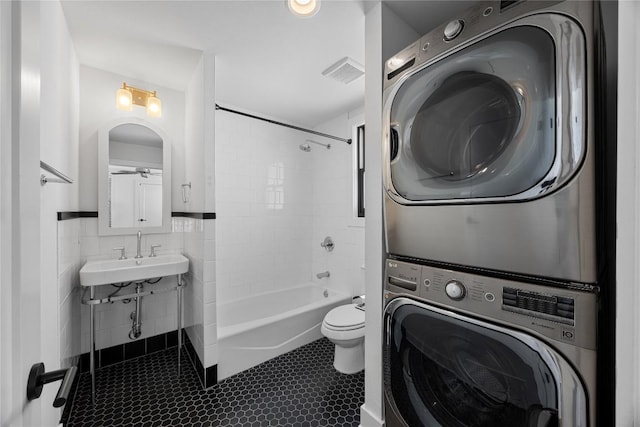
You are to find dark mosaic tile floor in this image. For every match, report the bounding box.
[66,338,364,426]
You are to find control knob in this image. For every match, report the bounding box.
[443,19,464,41]
[445,280,466,300]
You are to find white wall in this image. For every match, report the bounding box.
[78,65,186,212]
[184,56,205,213]
[616,2,640,425]
[361,4,419,426]
[311,110,365,298]
[361,4,384,426]
[182,52,217,376]
[0,2,15,423]
[183,54,206,367]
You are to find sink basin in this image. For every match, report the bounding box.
[80,254,189,287]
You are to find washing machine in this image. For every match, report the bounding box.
[382,0,597,283]
[383,259,597,427]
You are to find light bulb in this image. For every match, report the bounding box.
[146,95,162,118]
[116,87,133,111]
[287,0,320,17]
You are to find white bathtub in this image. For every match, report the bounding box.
[217,283,351,380]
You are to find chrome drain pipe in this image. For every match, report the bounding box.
[129,283,143,340]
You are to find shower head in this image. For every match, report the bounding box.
[299,144,312,152]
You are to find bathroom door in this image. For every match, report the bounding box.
[0,2,60,425]
[138,179,162,227]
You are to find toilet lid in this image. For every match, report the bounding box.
[324,304,365,330]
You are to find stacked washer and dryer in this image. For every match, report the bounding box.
[381,1,600,426]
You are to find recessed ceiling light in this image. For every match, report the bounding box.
[287,0,320,18]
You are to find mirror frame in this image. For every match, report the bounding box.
[98,117,172,236]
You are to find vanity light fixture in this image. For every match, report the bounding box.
[287,0,320,18]
[116,82,162,118]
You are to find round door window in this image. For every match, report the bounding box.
[388,25,557,201]
[384,303,559,426]
[410,71,521,181]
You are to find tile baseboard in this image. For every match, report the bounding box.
[182,331,218,389]
[78,330,181,372]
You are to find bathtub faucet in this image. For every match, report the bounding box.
[316,271,330,279]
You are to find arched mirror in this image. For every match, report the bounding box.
[98,118,171,235]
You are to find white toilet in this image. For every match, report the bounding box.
[321,303,365,374]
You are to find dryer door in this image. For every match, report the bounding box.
[383,298,588,427]
[384,15,586,204]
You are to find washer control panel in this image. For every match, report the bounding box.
[383,0,574,89]
[384,258,597,350]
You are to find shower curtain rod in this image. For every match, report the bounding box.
[215,104,352,145]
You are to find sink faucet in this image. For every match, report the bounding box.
[135,230,143,259]
[316,271,330,279]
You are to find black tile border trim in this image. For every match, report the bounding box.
[56,211,216,221]
[57,211,98,221]
[171,212,216,219]
[183,331,205,387]
[205,364,218,388]
[77,331,183,373]
[182,330,218,389]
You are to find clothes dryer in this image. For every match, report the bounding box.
[382,0,597,283]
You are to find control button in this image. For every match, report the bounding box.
[485,292,496,302]
[443,19,464,41]
[422,42,430,52]
[423,279,431,288]
[483,7,493,16]
[445,280,466,300]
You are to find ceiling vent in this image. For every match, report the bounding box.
[322,57,364,84]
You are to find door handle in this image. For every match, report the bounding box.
[389,126,400,161]
[27,362,78,408]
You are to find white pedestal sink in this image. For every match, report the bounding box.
[79,253,189,405]
[80,253,188,286]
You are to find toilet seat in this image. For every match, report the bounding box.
[323,304,365,331]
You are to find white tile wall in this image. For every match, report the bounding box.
[215,113,314,304]
[203,219,217,369]
[58,218,82,369]
[182,217,204,363]
[181,216,216,370]
[212,108,365,382]
[311,111,366,298]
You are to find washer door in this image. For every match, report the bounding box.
[383,298,588,427]
[384,14,586,204]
